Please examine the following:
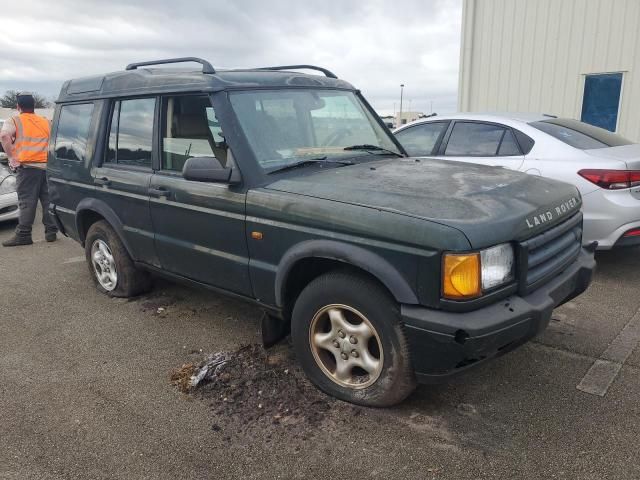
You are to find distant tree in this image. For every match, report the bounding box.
[0,90,51,109]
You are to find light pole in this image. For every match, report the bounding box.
[399,84,404,126]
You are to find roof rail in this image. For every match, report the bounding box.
[125,57,216,74]
[254,65,338,79]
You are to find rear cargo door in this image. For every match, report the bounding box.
[48,101,100,234]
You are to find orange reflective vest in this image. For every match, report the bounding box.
[12,113,50,164]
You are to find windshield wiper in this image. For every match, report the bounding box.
[267,157,354,175]
[343,144,404,157]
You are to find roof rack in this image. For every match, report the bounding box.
[125,57,216,74]
[254,65,338,79]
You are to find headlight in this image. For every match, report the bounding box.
[0,175,16,195]
[443,243,514,300]
[480,243,515,290]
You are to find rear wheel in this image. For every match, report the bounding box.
[291,270,416,407]
[85,220,151,298]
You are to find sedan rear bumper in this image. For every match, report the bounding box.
[582,188,640,249]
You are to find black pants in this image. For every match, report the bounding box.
[15,167,58,238]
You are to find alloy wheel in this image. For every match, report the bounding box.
[309,304,384,389]
[91,239,118,291]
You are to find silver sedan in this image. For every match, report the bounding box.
[0,120,19,223]
[394,113,640,249]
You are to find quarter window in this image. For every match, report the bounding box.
[161,95,226,172]
[395,122,448,156]
[497,130,521,156]
[54,103,95,162]
[107,98,155,168]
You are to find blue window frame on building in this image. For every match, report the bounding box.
[580,73,623,132]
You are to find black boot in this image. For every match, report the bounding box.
[45,232,57,242]
[2,235,33,247]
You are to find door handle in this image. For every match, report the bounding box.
[148,187,170,198]
[95,177,111,186]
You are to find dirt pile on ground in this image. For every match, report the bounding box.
[169,362,196,393]
[171,343,362,442]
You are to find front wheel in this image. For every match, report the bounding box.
[291,271,416,407]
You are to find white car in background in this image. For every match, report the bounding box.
[394,113,640,249]
[0,119,20,223]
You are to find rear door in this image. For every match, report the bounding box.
[437,121,525,170]
[92,97,158,266]
[148,94,251,295]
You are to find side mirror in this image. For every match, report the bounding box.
[182,156,240,184]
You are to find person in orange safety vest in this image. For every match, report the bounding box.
[0,92,58,247]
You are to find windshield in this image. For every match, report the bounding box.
[530,118,633,150]
[229,89,401,172]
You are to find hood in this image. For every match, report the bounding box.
[584,144,640,170]
[265,158,582,248]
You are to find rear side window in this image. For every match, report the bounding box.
[530,118,632,150]
[514,129,535,155]
[54,103,95,161]
[445,122,521,157]
[107,98,155,168]
[395,122,448,156]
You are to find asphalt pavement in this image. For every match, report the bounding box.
[0,219,638,480]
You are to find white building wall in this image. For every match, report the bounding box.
[459,0,640,141]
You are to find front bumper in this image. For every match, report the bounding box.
[0,191,19,222]
[402,248,596,383]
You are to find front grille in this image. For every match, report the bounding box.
[518,213,583,295]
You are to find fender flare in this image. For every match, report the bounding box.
[274,239,419,307]
[75,198,134,257]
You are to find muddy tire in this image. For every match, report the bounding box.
[85,220,152,298]
[291,270,416,407]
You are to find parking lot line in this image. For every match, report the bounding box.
[577,307,640,396]
[62,255,85,264]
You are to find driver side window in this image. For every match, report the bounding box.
[160,95,226,172]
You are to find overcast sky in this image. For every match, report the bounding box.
[0,0,462,115]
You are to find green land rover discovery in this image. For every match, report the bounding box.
[47,58,595,406]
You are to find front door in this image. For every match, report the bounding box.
[149,94,251,296]
[92,97,158,266]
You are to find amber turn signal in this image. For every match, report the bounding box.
[442,253,481,299]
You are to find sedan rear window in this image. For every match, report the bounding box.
[529,118,633,150]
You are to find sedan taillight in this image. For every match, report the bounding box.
[578,169,640,190]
